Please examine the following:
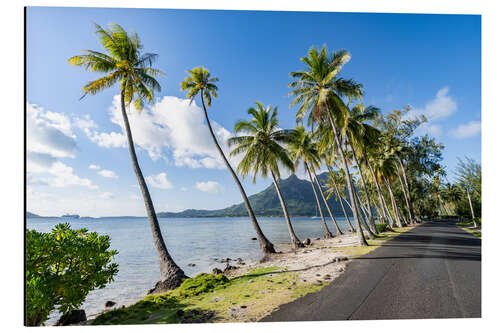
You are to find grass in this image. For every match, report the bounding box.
[456,219,481,238]
[328,225,416,258]
[92,266,325,325]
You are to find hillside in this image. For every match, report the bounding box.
[158,172,352,218]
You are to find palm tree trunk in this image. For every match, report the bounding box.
[120,93,186,293]
[397,167,413,225]
[397,157,416,223]
[466,188,477,227]
[270,171,303,248]
[312,169,343,235]
[348,137,377,234]
[383,175,403,228]
[327,166,354,232]
[305,162,333,238]
[200,92,275,255]
[325,109,367,246]
[353,188,376,239]
[366,159,393,226]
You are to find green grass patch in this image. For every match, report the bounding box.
[92,266,326,325]
[458,226,481,238]
[329,225,416,258]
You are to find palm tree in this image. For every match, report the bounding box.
[343,103,381,233]
[375,153,404,228]
[180,67,276,255]
[324,167,355,232]
[289,45,367,246]
[288,126,334,238]
[68,23,186,292]
[455,157,481,227]
[228,102,304,249]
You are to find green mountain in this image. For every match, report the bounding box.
[158,172,352,218]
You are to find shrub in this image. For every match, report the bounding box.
[375,223,388,233]
[26,223,118,326]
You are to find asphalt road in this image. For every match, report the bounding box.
[261,220,481,321]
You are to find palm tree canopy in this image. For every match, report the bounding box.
[289,45,363,124]
[287,125,321,172]
[68,22,163,110]
[180,66,219,107]
[228,102,295,182]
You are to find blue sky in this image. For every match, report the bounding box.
[26,7,481,217]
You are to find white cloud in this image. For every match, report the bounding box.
[75,114,127,148]
[27,103,97,190]
[81,95,237,169]
[408,87,457,122]
[27,103,78,158]
[180,186,188,192]
[98,169,119,179]
[450,121,481,138]
[99,192,114,199]
[33,161,98,189]
[195,181,223,194]
[89,164,100,170]
[145,172,173,189]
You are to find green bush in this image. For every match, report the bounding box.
[26,223,118,326]
[375,223,388,233]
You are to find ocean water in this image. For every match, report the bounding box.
[27,216,351,323]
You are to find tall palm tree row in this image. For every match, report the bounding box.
[68,23,462,301]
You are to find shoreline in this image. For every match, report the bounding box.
[87,225,417,325]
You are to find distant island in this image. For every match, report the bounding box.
[158,173,352,218]
[27,173,353,219]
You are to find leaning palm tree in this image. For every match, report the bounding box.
[180,67,276,255]
[288,125,334,239]
[228,102,304,249]
[289,45,367,246]
[68,23,186,292]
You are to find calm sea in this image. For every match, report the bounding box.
[27,216,351,324]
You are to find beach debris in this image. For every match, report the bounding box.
[337,267,344,272]
[251,237,257,240]
[187,263,196,267]
[105,301,116,307]
[303,238,311,246]
[248,279,254,283]
[240,305,247,309]
[314,281,323,286]
[334,256,348,262]
[56,309,87,326]
[315,237,321,240]
[212,267,223,275]
[223,264,237,273]
[316,274,321,277]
